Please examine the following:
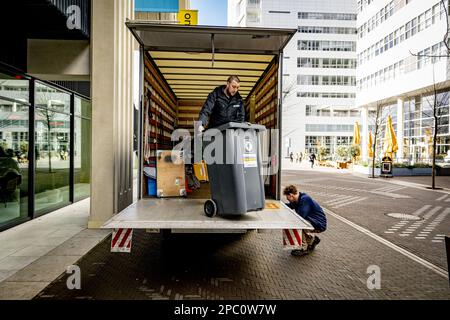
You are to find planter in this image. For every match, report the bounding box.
[336,161,348,169]
[392,167,432,176]
[353,165,433,176]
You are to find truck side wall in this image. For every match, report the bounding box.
[142,54,177,196]
[177,99,203,136]
[245,61,279,199]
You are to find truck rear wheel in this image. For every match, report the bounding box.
[204,199,217,217]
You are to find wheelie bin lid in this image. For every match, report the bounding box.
[214,122,266,132]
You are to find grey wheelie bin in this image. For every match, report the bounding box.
[202,122,266,217]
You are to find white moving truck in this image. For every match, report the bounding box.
[102,22,313,248]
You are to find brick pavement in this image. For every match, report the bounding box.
[282,170,450,270]
[34,212,450,300]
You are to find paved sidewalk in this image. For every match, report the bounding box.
[0,199,111,300]
[35,209,450,299]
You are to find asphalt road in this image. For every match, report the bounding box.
[282,169,450,270]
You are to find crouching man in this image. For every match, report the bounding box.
[283,185,327,256]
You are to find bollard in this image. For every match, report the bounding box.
[446,236,450,285]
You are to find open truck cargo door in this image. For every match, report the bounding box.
[102,22,304,233]
[126,22,296,54]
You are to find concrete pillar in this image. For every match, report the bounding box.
[397,98,404,161]
[89,0,134,228]
[361,106,369,161]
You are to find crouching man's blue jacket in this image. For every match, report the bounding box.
[286,193,327,232]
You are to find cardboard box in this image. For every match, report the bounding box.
[156,150,186,197]
[193,160,209,182]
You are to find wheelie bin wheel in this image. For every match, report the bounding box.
[204,199,217,217]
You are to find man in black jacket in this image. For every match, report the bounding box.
[198,76,245,131]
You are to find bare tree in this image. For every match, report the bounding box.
[409,0,450,188]
[37,107,57,173]
[35,90,59,174]
[368,101,388,178]
[421,69,449,189]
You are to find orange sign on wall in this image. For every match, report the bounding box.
[178,10,198,25]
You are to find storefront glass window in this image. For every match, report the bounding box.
[74,97,91,201]
[0,98,29,228]
[34,83,71,215]
[0,72,29,103]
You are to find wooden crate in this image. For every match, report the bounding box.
[156,150,186,197]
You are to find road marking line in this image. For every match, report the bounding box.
[415,237,426,239]
[373,186,406,193]
[334,197,368,208]
[385,186,406,192]
[422,206,442,219]
[324,195,356,203]
[410,205,433,217]
[436,194,448,201]
[325,195,356,205]
[324,208,449,280]
[432,240,443,243]
[424,208,449,231]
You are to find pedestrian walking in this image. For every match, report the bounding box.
[309,153,316,168]
[283,185,327,256]
[290,152,294,163]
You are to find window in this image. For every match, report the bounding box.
[74,98,91,201]
[298,12,356,20]
[359,2,444,66]
[298,26,357,34]
[297,92,356,99]
[298,40,355,52]
[34,82,72,215]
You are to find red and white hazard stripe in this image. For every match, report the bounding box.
[283,229,303,249]
[111,228,133,253]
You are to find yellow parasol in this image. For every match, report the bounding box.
[368,131,373,158]
[352,121,361,145]
[383,115,398,160]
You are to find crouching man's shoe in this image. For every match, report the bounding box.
[291,249,310,257]
[307,236,321,251]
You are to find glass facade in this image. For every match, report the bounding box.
[0,66,91,230]
[305,135,352,157]
[369,93,450,164]
[358,2,445,66]
[34,82,71,214]
[403,92,450,162]
[74,97,91,201]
